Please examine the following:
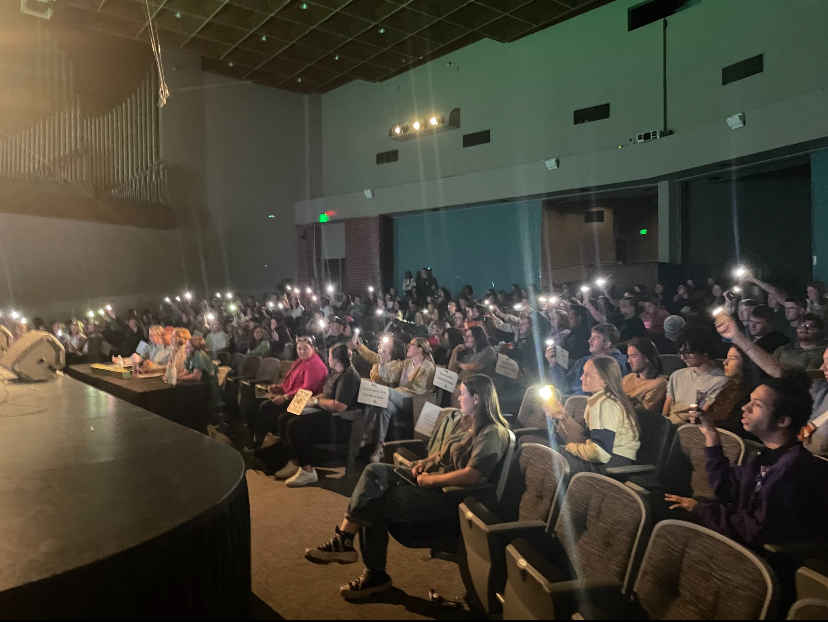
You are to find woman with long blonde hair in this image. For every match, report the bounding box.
[547,355,640,474]
[304,374,510,600]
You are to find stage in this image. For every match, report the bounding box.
[0,373,250,619]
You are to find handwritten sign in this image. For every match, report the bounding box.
[495,354,520,379]
[357,379,390,408]
[433,367,459,393]
[415,401,443,437]
[287,389,313,415]
[555,345,570,370]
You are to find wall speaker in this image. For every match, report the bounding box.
[0,325,11,357]
[0,330,65,382]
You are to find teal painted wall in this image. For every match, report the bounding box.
[813,150,828,283]
[392,201,542,298]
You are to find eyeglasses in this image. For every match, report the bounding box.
[677,349,698,357]
[296,337,314,344]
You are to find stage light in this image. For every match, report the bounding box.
[429,116,439,126]
[394,126,401,135]
[412,121,421,130]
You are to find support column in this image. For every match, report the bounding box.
[658,180,681,265]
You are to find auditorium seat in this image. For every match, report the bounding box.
[564,395,588,426]
[238,358,283,422]
[788,599,828,620]
[498,473,649,620]
[629,423,745,499]
[605,408,675,482]
[459,443,570,615]
[578,521,778,620]
[506,386,556,444]
[660,354,686,376]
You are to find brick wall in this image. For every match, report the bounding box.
[345,216,382,293]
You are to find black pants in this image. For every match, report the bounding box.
[278,409,352,467]
[563,452,633,475]
[254,399,289,445]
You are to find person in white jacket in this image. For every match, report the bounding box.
[545,355,640,474]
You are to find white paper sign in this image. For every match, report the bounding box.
[555,345,570,370]
[357,379,390,408]
[433,367,459,393]
[495,354,520,379]
[415,401,443,437]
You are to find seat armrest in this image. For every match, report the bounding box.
[764,540,828,559]
[605,464,657,481]
[481,519,547,538]
[335,409,363,422]
[514,427,548,439]
[382,439,427,462]
[442,483,496,502]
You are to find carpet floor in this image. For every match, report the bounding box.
[247,467,477,620]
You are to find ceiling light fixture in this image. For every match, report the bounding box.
[429,116,439,126]
[394,126,401,135]
[174,11,181,18]
[299,2,308,9]
[297,78,302,83]
[260,34,267,41]
[378,27,386,34]
[412,121,421,130]
[334,55,340,61]
[228,62,234,67]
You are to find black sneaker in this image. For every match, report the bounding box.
[304,528,358,564]
[340,570,392,601]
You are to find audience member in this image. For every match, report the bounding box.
[611,296,647,345]
[166,328,191,379]
[651,314,685,355]
[780,299,807,340]
[663,328,728,425]
[273,344,362,488]
[640,296,670,335]
[253,336,328,447]
[702,345,757,440]
[246,326,271,357]
[546,323,628,396]
[749,304,791,353]
[303,375,509,600]
[354,336,436,461]
[449,326,497,382]
[561,305,590,360]
[665,375,828,548]
[205,321,229,356]
[806,280,826,315]
[177,336,222,417]
[772,313,826,371]
[545,356,640,474]
[799,347,828,458]
[622,337,667,411]
[132,325,172,371]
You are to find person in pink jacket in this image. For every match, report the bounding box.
[251,336,328,446]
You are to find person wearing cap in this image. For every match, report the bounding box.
[321,316,349,350]
[651,314,685,355]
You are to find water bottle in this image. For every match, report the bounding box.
[117,356,124,369]
[170,365,178,387]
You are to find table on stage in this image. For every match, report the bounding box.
[66,364,209,432]
[0,374,249,618]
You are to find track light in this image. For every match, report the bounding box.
[412,121,421,130]
[394,126,401,135]
[429,116,440,126]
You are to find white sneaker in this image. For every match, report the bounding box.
[286,467,318,488]
[273,462,300,480]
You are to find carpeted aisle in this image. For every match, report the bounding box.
[247,468,475,620]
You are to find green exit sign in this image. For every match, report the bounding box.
[640,229,648,235]
[319,212,330,223]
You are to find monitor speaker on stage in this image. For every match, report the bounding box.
[0,325,11,357]
[0,330,65,382]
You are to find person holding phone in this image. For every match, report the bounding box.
[665,374,828,549]
[662,328,728,425]
[303,375,509,601]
